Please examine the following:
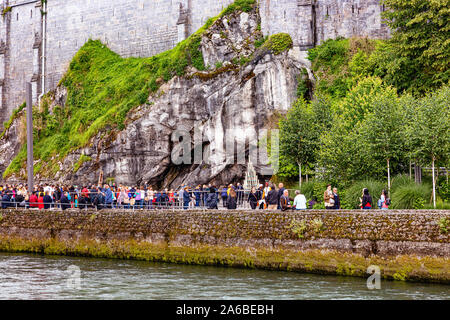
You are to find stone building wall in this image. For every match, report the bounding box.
[0,0,390,127]
[260,0,390,50]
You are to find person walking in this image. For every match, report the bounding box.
[293,190,307,210]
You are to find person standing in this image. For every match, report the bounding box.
[256,184,264,209]
[43,191,53,210]
[263,182,270,209]
[333,187,341,210]
[38,190,45,210]
[280,189,291,211]
[324,184,335,210]
[360,188,372,210]
[206,186,218,209]
[194,186,201,207]
[60,192,71,211]
[104,184,113,209]
[378,189,390,210]
[1,191,11,209]
[277,183,286,210]
[267,184,278,210]
[227,188,237,210]
[248,187,258,210]
[183,186,191,210]
[293,190,307,210]
[221,186,228,208]
[29,191,38,209]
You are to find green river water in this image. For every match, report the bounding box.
[0,252,448,300]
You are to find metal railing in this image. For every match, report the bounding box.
[0,188,321,211]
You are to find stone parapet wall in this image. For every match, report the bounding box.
[0,209,448,257]
[0,209,448,282]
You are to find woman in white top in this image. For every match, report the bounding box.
[293,190,307,210]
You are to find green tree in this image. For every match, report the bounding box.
[380,0,450,94]
[279,98,330,186]
[318,77,400,182]
[359,95,406,193]
[411,86,450,207]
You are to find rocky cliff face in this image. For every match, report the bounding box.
[0,9,311,188]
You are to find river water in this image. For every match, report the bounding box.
[0,252,448,300]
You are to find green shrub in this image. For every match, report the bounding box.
[290,181,328,203]
[263,33,293,55]
[342,180,386,209]
[436,177,450,202]
[438,217,449,234]
[391,174,414,191]
[423,200,450,210]
[299,181,315,200]
[391,183,432,209]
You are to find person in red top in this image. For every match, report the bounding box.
[81,187,89,198]
[38,192,45,210]
[29,192,39,208]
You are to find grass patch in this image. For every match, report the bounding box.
[391,183,432,209]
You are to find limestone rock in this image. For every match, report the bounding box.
[0,8,310,189]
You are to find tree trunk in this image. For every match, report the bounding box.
[387,158,391,194]
[432,157,436,208]
[298,162,302,188]
[306,174,309,183]
[409,159,412,180]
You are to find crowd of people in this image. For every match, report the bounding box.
[0,181,390,211]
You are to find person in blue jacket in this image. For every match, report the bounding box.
[221,186,228,208]
[194,186,201,207]
[183,186,191,210]
[104,184,113,209]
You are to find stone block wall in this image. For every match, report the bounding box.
[0,209,448,257]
